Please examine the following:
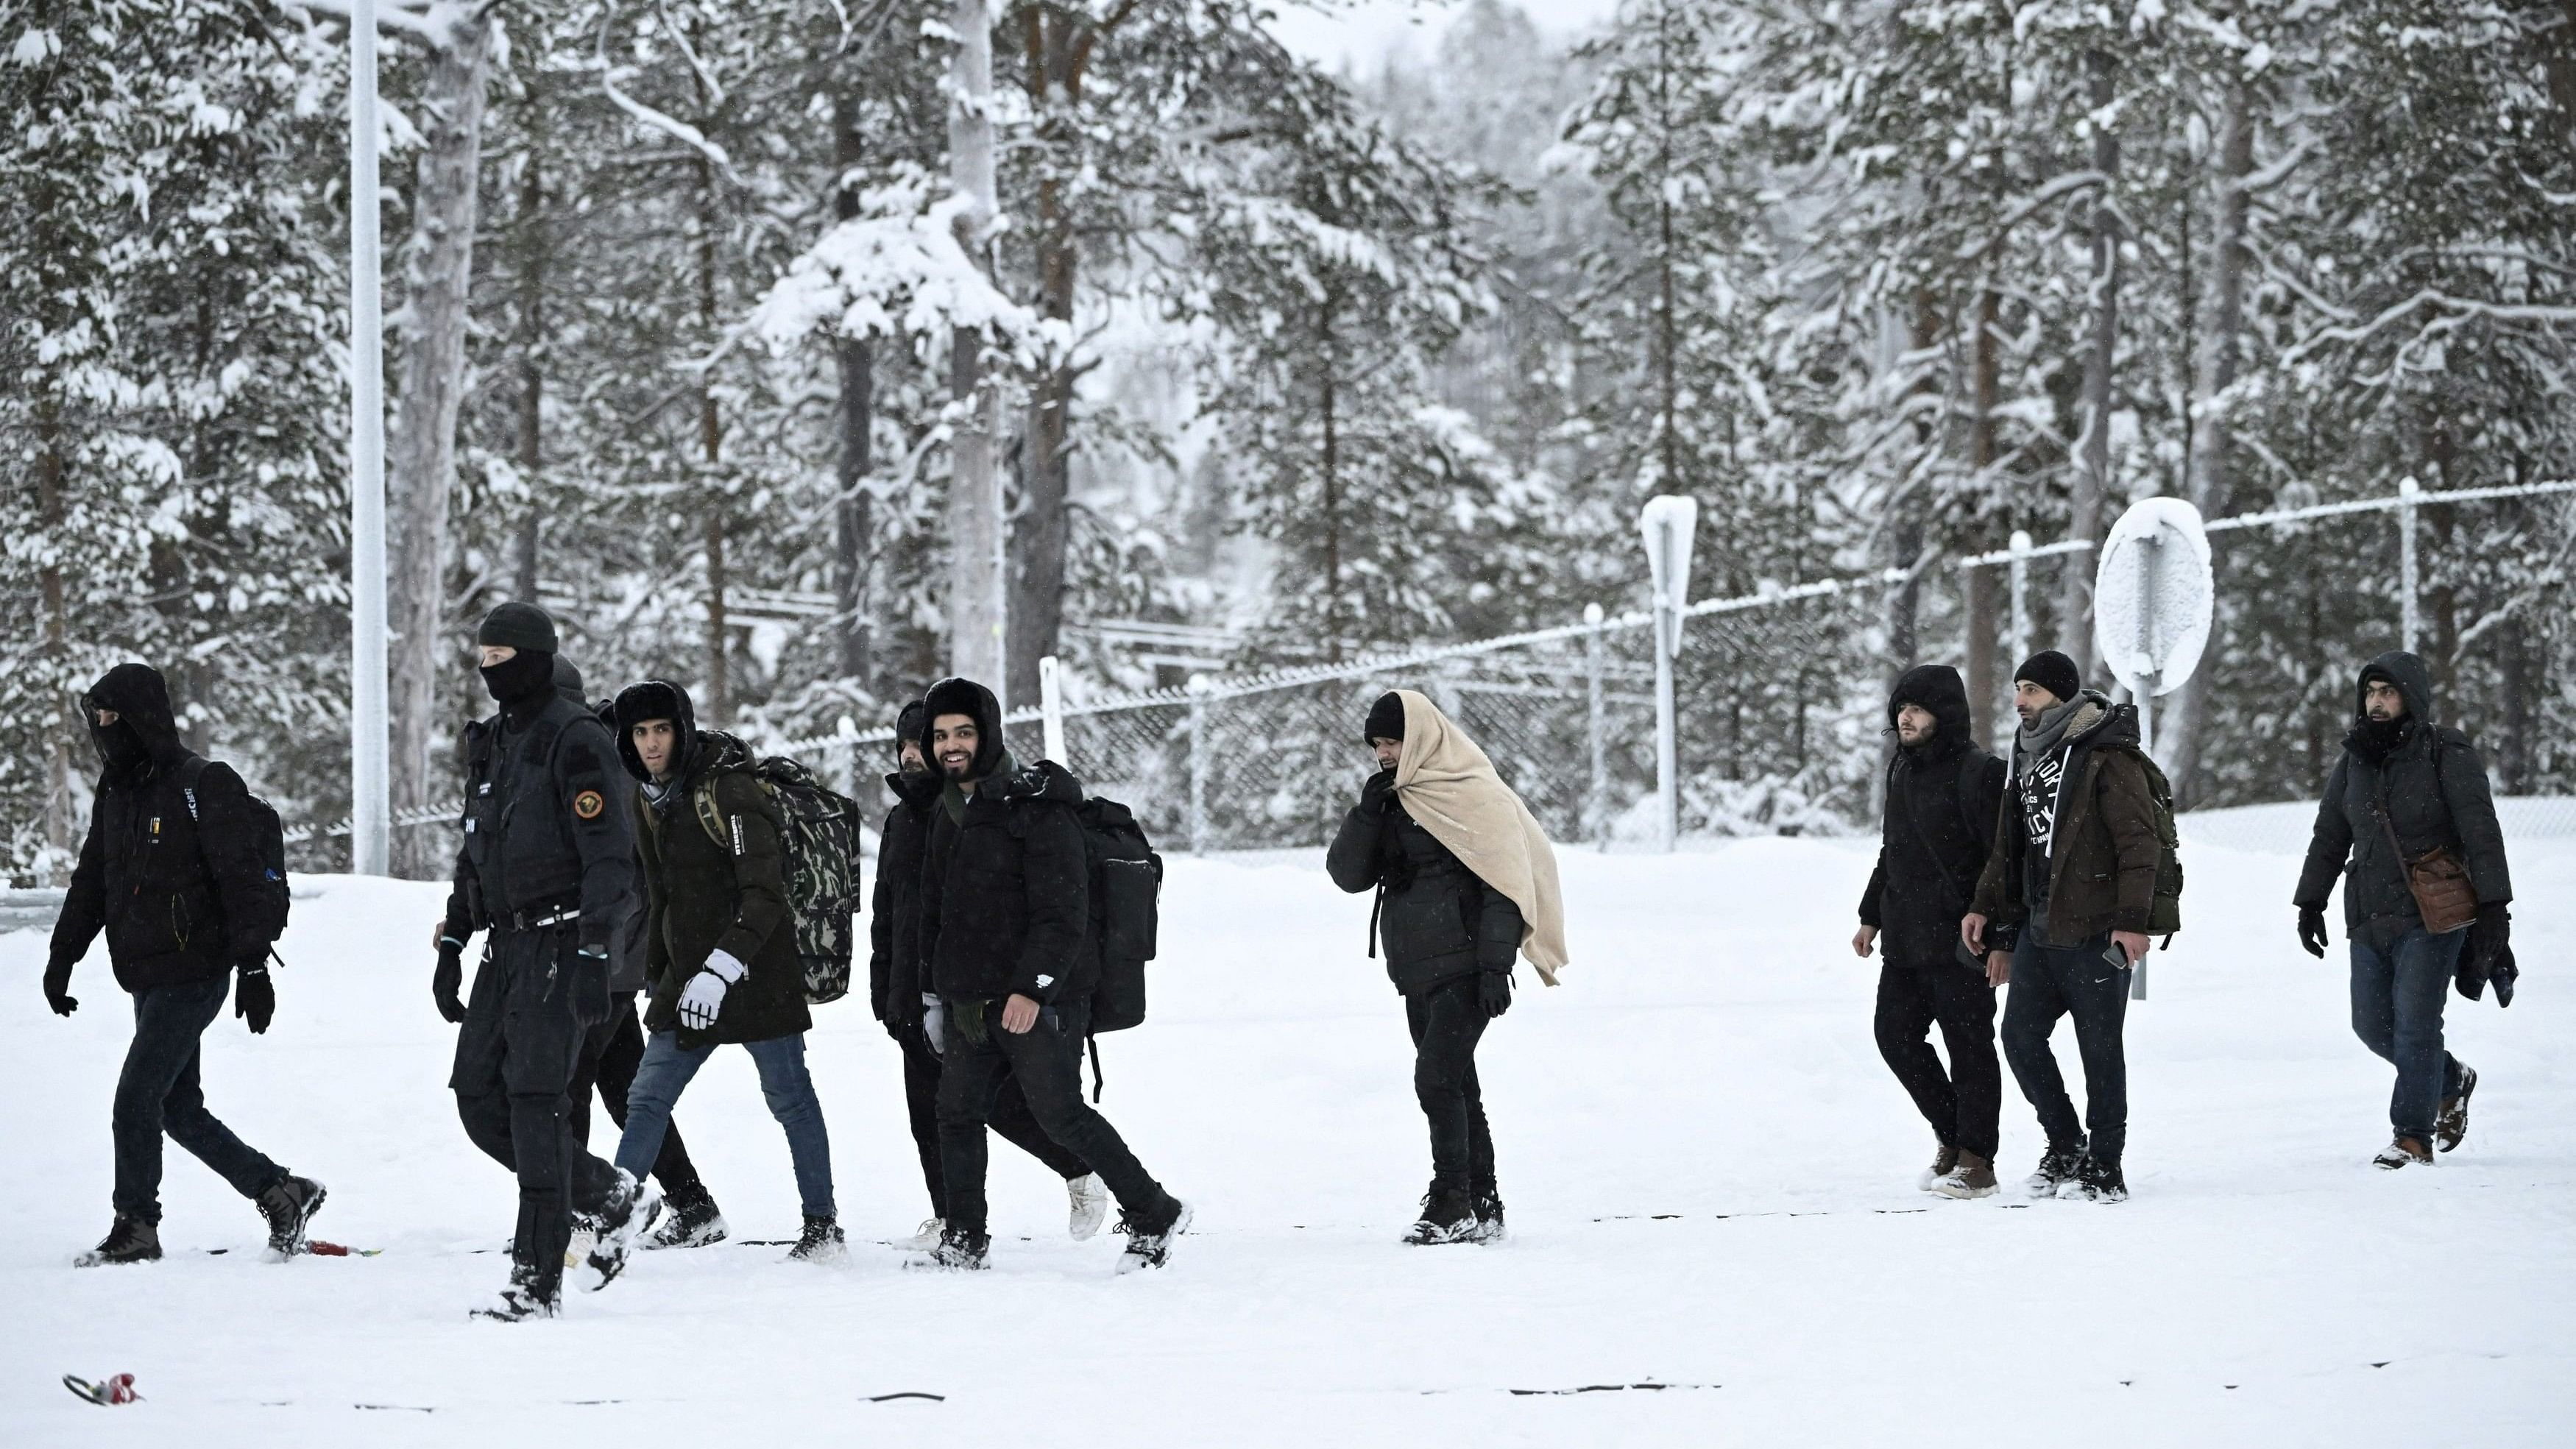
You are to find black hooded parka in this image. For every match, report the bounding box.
[1861,665,2009,968]
[2294,651,2513,930]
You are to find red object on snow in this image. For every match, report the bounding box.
[307,1240,351,1257]
[63,1372,139,1406]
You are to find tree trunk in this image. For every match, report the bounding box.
[386,10,493,877]
[832,82,874,690]
[2499,615,2530,794]
[1009,10,1081,708]
[512,146,544,603]
[2165,64,2251,806]
[1887,291,1938,677]
[946,0,1007,701]
[1320,297,1342,662]
[2061,46,2122,687]
[35,397,74,876]
[1965,282,2003,746]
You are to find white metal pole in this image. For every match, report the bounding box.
[1037,653,1066,764]
[2397,475,2420,654]
[1584,603,1608,852]
[347,0,390,877]
[1653,600,1678,853]
[2135,534,2159,754]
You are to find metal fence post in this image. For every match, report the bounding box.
[1186,673,1209,856]
[2397,475,2420,653]
[1584,603,1608,851]
[1038,654,1067,765]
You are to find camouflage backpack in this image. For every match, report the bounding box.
[690,750,864,1005]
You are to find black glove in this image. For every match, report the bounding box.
[2465,904,2512,1007]
[2296,905,2329,959]
[2489,945,2518,1009]
[570,943,613,1027]
[1479,968,1512,1019]
[433,937,467,1024]
[235,965,275,1035]
[1360,768,1397,814]
[43,957,77,1017]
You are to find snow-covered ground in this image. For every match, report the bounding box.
[5,829,2572,1445]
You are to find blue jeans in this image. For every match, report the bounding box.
[116,977,286,1222]
[2349,926,2466,1143]
[617,1032,835,1220]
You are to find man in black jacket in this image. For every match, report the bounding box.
[435,603,657,1319]
[912,677,1188,1273]
[1854,665,2008,1199]
[868,699,1101,1249]
[2293,651,2513,1168]
[46,663,325,1266]
[1326,692,1522,1246]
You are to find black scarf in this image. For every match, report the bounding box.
[2346,715,2412,766]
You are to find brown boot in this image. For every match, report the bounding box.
[1930,1151,1999,1200]
[1917,1141,1960,1193]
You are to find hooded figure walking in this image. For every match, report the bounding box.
[1328,690,1568,1245]
[2293,651,2513,1168]
[1855,665,2009,1198]
[46,663,325,1266]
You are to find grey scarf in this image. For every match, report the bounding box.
[2014,694,2101,779]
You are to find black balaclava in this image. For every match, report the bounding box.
[475,601,562,721]
[895,700,933,782]
[1363,692,1408,745]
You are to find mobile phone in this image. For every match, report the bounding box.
[2102,940,2132,972]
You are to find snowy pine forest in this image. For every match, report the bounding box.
[6,0,2575,879]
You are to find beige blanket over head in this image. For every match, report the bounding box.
[1390,690,1570,985]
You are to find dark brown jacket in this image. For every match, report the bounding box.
[632,734,810,1046]
[1970,698,2162,943]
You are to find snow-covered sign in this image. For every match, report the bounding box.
[1638,495,1699,658]
[2092,496,2215,711]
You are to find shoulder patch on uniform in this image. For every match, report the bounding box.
[573,789,606,821]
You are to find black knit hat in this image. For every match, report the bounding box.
[1363,691,1407,744]
[894,700,927,756]
[2013,649,2082,705]
[476,600,559,655]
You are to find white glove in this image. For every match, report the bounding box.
[678,949,747,1032]
[922,993,946,1058]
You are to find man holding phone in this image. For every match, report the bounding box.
[1963,651,2164,1204]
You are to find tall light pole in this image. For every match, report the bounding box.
[349,0,390,875]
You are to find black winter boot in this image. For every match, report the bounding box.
[1116,1197,1192,1275]
[2062,1153,2129,1203]
[473,1264,561,1322]
[645,1188,727,1250]
[2027,1138,2087,1198]
[256,1175,328,1261]
[1467,1186,1507,1244]
[1404,1187,1476,1246]
[788,1216,847,1264]
[582,1169,661,1291]
[907,1223,990,1272]
[2436,1066,2477,1153]
[74,1215,161,1267]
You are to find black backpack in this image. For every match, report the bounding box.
[176,757,291,960]
[1075,796,1163,1032]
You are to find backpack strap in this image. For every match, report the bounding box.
[1088,1032,1105,1104]
[175,754,212,822]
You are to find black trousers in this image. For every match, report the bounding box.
[450,931,620,1294]
[1873,960,2002,1160]
[1406,974,1495,1199]
[569,993,710,1206]
[900,1023,1089,1219]
[113,976,285,1224]
[2001,931,2131,1165]
[935,999,1169,1239]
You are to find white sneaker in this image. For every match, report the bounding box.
[902,1216,945,1251]
[565,1227,598,1270]
[1067,1174,1110,1241]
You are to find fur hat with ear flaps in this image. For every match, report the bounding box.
[1384,690,1571,986]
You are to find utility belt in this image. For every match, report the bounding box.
[486,893,583,935]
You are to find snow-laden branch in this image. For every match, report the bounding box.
[748,171,1062,366]
[1953,169,2107,263]
[594,2,743,186]
[2283,289,2576,366]
[289,0,441,41]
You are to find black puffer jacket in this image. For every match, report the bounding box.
[1326,782,1524,994]
[615,682,810,1046]
[2295,651,2512,929]
[1861,665,2006,968]
[868,765,941,1028]
[50,664,272,992]
[916,679,1092,1006]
